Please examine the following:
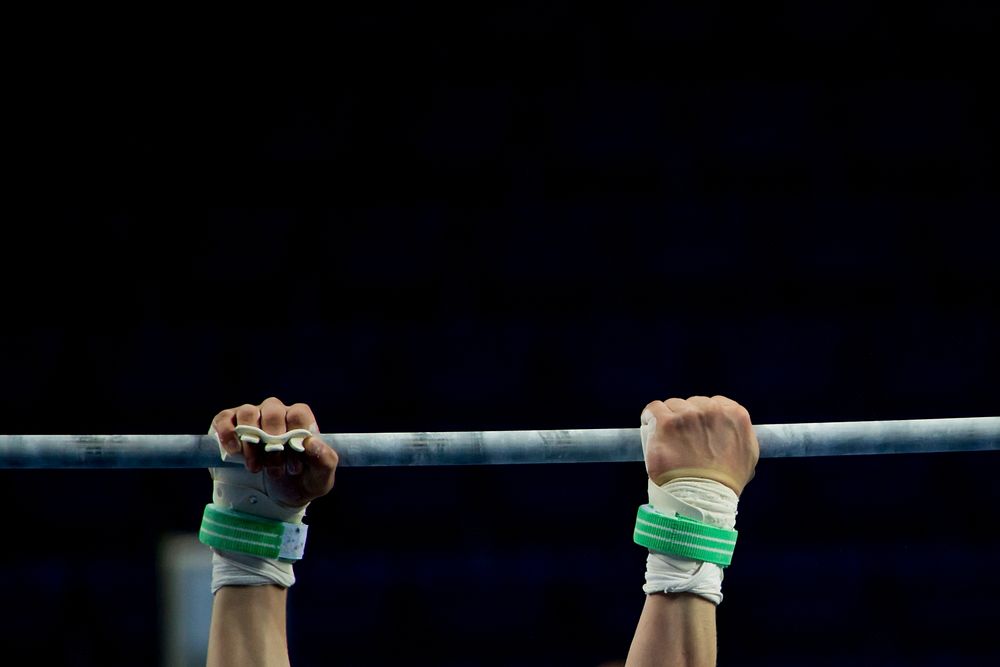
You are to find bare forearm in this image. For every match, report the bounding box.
[208,585,290,667]
[625,593,717,667]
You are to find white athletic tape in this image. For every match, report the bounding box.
[641,478,738,605]
[648,478,739,529]
[211,549,295,593]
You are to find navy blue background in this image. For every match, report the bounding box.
[2,3,998,665]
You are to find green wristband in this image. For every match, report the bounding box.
[633,504,738,567]
[198,504,308,563]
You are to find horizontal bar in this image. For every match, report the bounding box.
[0,417,996,469]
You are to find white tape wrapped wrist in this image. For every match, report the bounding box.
[211,549,295,593]
[207,427,309,592]
[642,478,739,606]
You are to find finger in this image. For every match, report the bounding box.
[235,403,263,472]
[710,394,741,409]
[712,396,760,472]
[641,400,669,425]
[260,396,289,436]
[284,403,319,475]
[259,397,289,477]
[640,401,672,461]
[711,395,753,426]
[285,403,319,434]
[304,435,338,466]
[212,409,240,455]
[712,395,760,463]
[301,435,338,495]
[302,435,339,474]
[686,395,716,414]
[664,397,694,414]
[235,403,261,426]
[286,456,303,476]
[285,403,319,475]
[264,449,287,479]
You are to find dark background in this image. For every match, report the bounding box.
[2,3,998,665]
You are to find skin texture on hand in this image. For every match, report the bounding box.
[211,397,339,508]
[641,395,760,496]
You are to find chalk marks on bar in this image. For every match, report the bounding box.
[0,417,996,469]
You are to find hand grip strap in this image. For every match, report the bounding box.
[633,504,738,567]
[199,504,308,562]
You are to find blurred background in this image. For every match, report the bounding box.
[1,2,998,665]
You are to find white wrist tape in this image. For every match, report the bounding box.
[642,477,739,606]
[211,549,296,593]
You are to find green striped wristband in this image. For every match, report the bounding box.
[199,504,308,563]
[633,504,738,567]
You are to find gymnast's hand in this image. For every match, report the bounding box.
[640,395,759,496]
[211,397,338,508]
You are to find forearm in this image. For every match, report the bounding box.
[208,585,290,667]
[625,593,717,667]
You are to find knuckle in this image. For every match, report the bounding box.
[729,404,752,426]
[260,401,285,419]
[641,401,665,423]
[235,403,259,419]
[287,403,313,420]
[212,410,234,430]
[664,410,694,430]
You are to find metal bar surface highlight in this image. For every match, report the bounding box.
[0,417,996,469]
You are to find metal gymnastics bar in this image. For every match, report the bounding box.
[0,417,996,469]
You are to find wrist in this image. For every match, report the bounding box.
[211,478,307,524]
[649,468,746,496]
[210,549,296,593]
[646,477,739,530]
[200,505,308,563]
[635,477,740,606]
